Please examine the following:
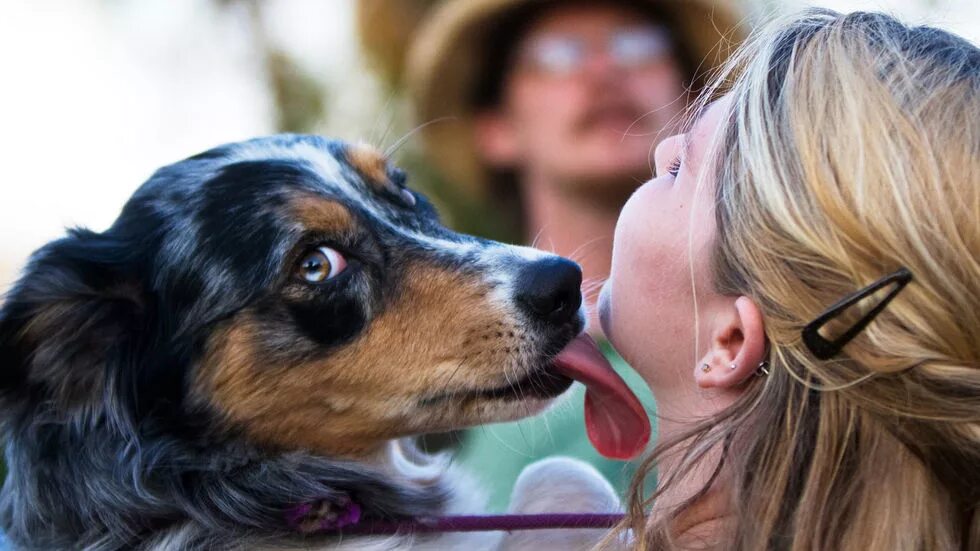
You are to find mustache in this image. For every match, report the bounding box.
[573,100,650,134]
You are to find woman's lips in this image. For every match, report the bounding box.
[597,281,614,338]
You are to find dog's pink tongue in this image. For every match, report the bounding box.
[552,334,651,459]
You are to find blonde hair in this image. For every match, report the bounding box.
[622,9,980,550]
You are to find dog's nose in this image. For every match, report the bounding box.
[515,257,583,324]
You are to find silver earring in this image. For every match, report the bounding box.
[755,361,770,376]
[700,363,712,373]
[729,362,737,370]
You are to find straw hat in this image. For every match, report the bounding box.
[403,0,749,200]
[356,0,439,87]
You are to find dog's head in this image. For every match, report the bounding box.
[0,135,584,457]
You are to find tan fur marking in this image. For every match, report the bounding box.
[197,261,548,459]
[346,143,389,191]
[290,196,355,234]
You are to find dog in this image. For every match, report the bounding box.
[0,135,629,550]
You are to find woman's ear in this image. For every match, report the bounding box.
[695,296,767,389]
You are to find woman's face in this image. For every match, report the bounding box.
[599,95,732,390]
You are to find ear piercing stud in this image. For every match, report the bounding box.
[704,362,769,374]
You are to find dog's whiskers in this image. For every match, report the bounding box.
[383,117,455,160]
[529,226,549,251]
[368,92,399,151]
[581,278,606,293]
[564,236,608,265]
[581,278,607,303]
[441,359,468,404]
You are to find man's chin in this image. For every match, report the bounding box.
[557,169,647,206]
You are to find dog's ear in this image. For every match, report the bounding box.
[0,228,146,411]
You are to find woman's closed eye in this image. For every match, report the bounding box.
[652,133,685,178]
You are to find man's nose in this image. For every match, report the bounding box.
[582,50,624,80]
[515,257,583,324]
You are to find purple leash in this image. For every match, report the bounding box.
[330,513,625,535]
[286,497,623,535]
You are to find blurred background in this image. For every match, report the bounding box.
[1,0,977,289]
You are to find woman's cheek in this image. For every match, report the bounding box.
[606,178,697,379]
[604,182,660,362]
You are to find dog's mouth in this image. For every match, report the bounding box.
[421,334,651,460]
[441,367,575,405]
[548,334,650,459]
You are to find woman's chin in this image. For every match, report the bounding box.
[597,284,634,367]
[598,281,656,385]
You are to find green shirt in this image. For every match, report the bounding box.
[454,341,658,511]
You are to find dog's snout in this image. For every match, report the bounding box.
[515,257,583,324]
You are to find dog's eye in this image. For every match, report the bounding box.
[296,246,347,283]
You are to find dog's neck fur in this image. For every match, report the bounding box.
[0,411,450,550]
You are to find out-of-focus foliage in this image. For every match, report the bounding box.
[266,49,328,133]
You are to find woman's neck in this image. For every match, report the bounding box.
[648,387,736,546]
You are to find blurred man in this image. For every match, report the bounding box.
[401,0,745,509]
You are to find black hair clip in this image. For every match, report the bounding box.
[802,267,913,360]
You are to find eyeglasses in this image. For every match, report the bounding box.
[516,26,673,76]
[802,267,913,360]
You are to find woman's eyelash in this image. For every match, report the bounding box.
[666,157,681,177]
